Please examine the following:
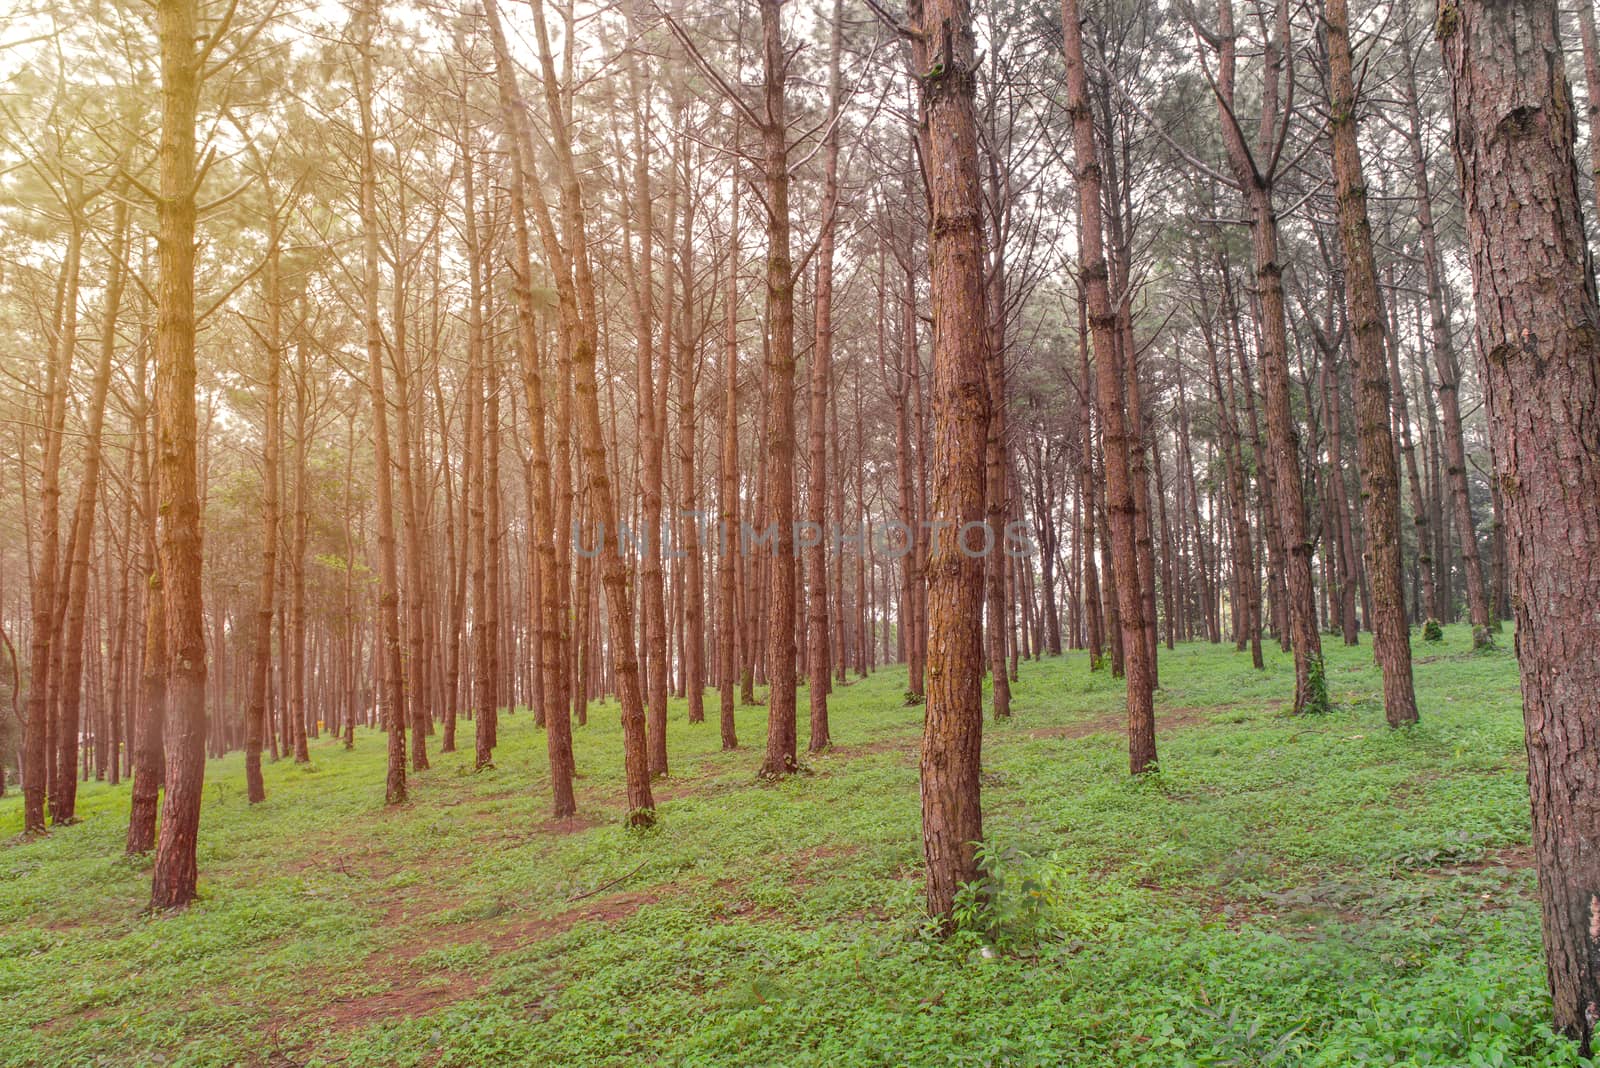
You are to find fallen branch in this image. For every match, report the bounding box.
[567,862,646,902]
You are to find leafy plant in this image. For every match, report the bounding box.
[950,841,1060,951]
[1304,654,1333,715]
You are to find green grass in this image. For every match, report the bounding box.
[0,624,1579,1067]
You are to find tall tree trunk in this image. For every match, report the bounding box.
[127,348,165,854]
[806,0,844,750]
[355,0,406,805]
[674,148,706,729]
[484,0,575,815]
[1077,301,1104,668]
[757,0,799,779]
[1402,55,1491,638]
[1442,0,1600,1046]
[1063,0,1156,772]
[523,0,655,823]
[1213,0,1324,710]
[245,240,282,803]
[718,141,741,750]
[53,198,127,823]
[1390,294,1437,620]
[288,327,310,763]
[913,0,990,924]
[23,220,81,834]
[1324,0,1418,725]
[387,200,430,772]
[149,0,209,909]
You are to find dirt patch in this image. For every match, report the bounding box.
[1026,705,1213,741]
[1424,843,1536,875]
[474,814,606,845]
[325,887,666,1034]
[822,735,919,761]
[324,975,482,1032]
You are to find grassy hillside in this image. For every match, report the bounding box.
[1,626,1578,1066]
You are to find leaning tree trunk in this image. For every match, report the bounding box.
[53,198,126,824]
[1213,0,1325,711]
[1063,0,1156,773]
[483,0,575,816]
[1324,0,1418,726]
[23,223,80,835]
[524,0,655,823]
[1441,0,1600,1047]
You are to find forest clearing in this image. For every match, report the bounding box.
[1,629,1563,1066]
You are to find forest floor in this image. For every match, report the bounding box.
[1,625,1582,1067]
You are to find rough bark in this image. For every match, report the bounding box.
[912,0,990,924]
[1212,0,1325,711]
[757,0,799,780]
[1324,0,1418,725]
[1441,0,1600,1045]
[149,0,209,909]
[1063,0,1156,772]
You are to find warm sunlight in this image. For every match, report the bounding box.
[3,0,1597,1063]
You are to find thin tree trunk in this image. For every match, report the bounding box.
[1324,0,1418,725]
[245,239,282,803]
[1063,0,1156,772]
[355,0,406,805]
[806,0,844,750]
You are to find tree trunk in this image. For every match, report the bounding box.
[1324,0,1418,725]
[149,0,209,909]
[806,0,844,750]
[245,240,282,803]
[523,0,655,823]
[1213,0,1324,709]
[1442,0,1600,1046]
[1062,0,1155,772]
[355,0,406,805]
[718,140,741,750]
[484,0,575,815]
[757,0,798,780]
[53,197,127,823]
[913,0,990,924]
